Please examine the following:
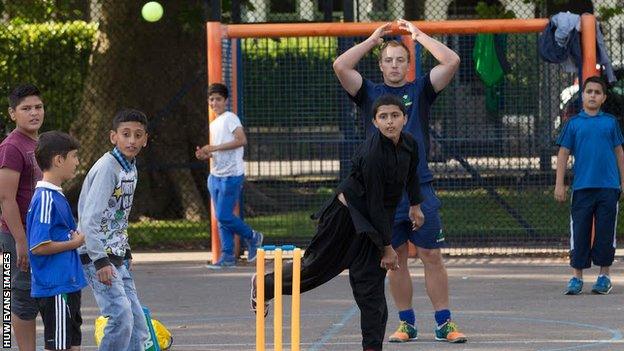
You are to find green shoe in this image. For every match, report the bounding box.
[435,320,467,343]
[388,321,417,342]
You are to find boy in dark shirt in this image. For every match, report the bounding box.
[334,21,464,343]
[0,84,44,350]
[251,94,424,351]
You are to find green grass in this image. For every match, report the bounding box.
[129,220,207,248]
[439,189,571,237]
[128,189,622,249]
[245,210,316,238]
[128,211,316,248]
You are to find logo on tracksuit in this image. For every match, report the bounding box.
[402,94,412,107]
[436,229,445,243]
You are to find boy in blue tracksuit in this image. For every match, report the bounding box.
[26,131,87,350]
[555,76,624,295]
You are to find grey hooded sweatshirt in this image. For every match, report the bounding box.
[77,151,136,269]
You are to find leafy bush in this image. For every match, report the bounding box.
[0,20,97,133]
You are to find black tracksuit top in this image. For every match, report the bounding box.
[336,129,422,249]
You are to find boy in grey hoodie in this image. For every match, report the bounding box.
[78,109,149,351]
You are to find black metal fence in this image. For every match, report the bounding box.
[1,0,623,254]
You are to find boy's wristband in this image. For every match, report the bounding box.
[93,257,111,270]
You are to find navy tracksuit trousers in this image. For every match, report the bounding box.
[569,188,620,269]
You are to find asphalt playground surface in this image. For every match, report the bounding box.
[25,253,624,350]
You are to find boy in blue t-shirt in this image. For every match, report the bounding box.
[26,131,87,350]
[555,76,624,295]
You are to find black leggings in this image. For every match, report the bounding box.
[264,199,388,350]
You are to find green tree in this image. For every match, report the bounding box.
[0,0,89,22]
[68,0,210,221]
[1,1,212,221]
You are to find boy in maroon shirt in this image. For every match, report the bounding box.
[0,84,44,351]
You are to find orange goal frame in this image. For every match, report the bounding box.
[206,16,600,264]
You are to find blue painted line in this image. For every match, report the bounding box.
[308,277,391,350]
[308,304,359,351]
[530,318,622,351]
[152,311,352,324]
[454,314,622,351]
[131,312,622,350]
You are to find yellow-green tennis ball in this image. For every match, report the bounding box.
[142,2,163,22]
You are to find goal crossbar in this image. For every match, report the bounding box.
[205,16,600,264]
